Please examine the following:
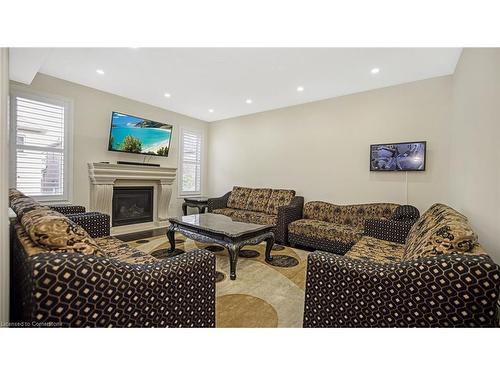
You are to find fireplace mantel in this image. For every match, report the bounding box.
[88,162,177,226]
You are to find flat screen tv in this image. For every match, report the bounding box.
[108,112,173,157]
[370,141,426,171]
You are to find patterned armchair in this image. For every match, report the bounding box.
[7,189,110,238]
[48,204,86,215]
[59,211,111,238]
[9,189,216,328]
[303,203,500,327]
[208,186,304,244]
[48,204,111,237]
[44,204,110,238]
[288,202,419,254]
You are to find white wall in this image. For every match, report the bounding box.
[0,48,10,323]
[208,76,452,214]
[11,73,209,216]
[448,49,500,262]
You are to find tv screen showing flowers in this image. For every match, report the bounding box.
[108,112,173,157]
[370,141,426,171]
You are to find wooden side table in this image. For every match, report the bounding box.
[182,197,209,215]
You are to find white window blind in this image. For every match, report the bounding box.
[180,128,202,195]
[11,92,71,201]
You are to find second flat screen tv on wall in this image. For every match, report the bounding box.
[370,141,426,171]
[108,112,173,157]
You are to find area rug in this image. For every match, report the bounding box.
[127,234,309,328]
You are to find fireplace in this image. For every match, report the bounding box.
[112,186,154,227]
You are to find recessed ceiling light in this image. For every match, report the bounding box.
[164,93,171,98]
[245,99,253,104]
[96,69,105,75]
[297,86,304,92]
[371,67,380,74]
[208,109,214,113]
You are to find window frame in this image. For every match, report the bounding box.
[178,127,203,197]
[9,86,74,203]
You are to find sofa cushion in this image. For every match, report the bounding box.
[288,219,363,244]
[331,203,399,228]
[16,220,155,265]
[346,236,405,264]
[20,206,104,257]
[231,209,277,226]
[303,201,398,227]
[212,207,277,226]
[15,224,46,257]
[266,189,295,215]
[9,188,43,219]
[227,186,252,210]
[303,201,335,222]
[403,203,485,261]
[212,208,240,217]
[245,188,272,212]
[95,236,158,265]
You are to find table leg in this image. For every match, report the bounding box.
[226,244,239,280]
[265,233,275,262]
[182,203,188,216]
[167,225,176,252]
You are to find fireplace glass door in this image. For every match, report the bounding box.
[112,186,154,226]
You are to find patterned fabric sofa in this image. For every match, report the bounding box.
[9,189,216,328]
[303,203,500,327]
[289,201,420,254]
[207,186,304,244]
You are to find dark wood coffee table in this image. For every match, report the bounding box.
[167,213,275,280]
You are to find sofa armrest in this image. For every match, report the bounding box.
[207,192,231,212]
[66,212,111,238]
[364,218,414,244]
[390,205,420,221]
[275,196,304,244]
[23,249,216,327]
[49,204,86,215]
[304,251,500,327]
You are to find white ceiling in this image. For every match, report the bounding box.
[9,48,51,84]
[11,48,461,122]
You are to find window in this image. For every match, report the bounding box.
[179,128,202,196]
[10,89,72,201]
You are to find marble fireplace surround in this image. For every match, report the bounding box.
[88,162,177,233]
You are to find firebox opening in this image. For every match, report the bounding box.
[112,186,154,227]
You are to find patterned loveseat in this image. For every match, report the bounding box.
[9,189,216,328]
[208,186,304,244]
[303,203,500,327]
[289,201,420,254]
